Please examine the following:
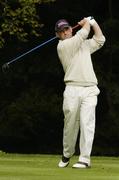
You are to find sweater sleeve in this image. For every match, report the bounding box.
[58,28,90,52]
[69,28,89,50]
[88,35,106,54]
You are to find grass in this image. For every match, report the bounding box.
[0,152,119,180]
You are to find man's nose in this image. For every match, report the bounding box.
[63,30,67,34]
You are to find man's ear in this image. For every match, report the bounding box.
[70,27,73,33]
[56,32,60,38]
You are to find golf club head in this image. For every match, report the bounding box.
[2,63,10,73]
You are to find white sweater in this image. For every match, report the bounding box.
[57,28,106,86]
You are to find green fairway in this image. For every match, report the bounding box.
[0,152,119,180]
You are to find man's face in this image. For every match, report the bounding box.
[57,27,73,40]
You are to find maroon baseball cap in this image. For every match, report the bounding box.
[55,19,70,32]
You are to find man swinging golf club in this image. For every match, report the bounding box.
[55,17,106,168]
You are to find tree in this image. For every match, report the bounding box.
[0,0,55,48]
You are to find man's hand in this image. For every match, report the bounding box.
[78,18,90,31]
[78,18,90,27]
[85,16,96,26]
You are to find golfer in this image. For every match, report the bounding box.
[55,17,105,168]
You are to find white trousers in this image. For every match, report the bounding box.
[63,85,100,164]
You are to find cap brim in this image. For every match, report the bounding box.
[56,25,70,32]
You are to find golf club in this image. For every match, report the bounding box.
[2,23,80,72]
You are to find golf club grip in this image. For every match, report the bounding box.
[72,24,80,30]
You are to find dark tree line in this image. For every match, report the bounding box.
[0,0,119,155]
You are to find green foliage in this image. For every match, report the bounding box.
[0,85,63,141]
[0,0,55,47]
[0,0,119,155]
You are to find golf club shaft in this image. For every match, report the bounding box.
[7,36,57,66]
[3,24,80,67]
